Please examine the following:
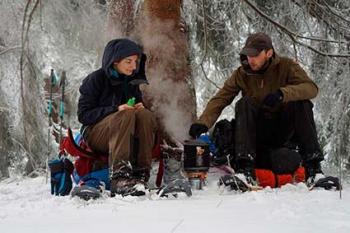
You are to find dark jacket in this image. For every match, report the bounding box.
[198,53,318,128]
[78,39,148,127]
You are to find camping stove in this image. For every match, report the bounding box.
[183,139,210,190]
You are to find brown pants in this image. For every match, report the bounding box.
[85,108,157,172]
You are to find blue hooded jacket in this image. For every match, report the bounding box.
[78,38,148,127]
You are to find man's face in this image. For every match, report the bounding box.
[113,54,139,76]
[247,49,273,71]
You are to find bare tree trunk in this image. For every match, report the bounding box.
[107,0,135,38]
[0,102,10,179]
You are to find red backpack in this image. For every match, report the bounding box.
[59,128,108,177]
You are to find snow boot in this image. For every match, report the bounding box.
[110,161,147,197]
[305,160,324,186]
[158,149,192,197]
[219,156,261,192]
[157,179,192,197]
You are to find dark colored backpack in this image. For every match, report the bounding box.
[48,157,74,196]
[212,119,235,165]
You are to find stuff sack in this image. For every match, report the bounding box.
[211,119,235,165]
[72,168,110,190]
[48,157,74,196]
[256,167,305,188]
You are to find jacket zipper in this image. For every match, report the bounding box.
[259,79,264,88]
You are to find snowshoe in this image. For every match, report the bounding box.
[157,179,192,197]
[110,177,147,197]
[218,174,262,192]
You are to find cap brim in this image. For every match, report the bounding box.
[239,47,261,56]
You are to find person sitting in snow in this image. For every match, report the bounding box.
[78,38,157,196]
[189,32,325,188]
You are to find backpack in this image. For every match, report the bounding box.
[211,119,235,166]
[212,118,306,188]
[59,128,109,190]
[48,157,74,196]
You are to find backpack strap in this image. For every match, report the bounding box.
[60,128,97,159]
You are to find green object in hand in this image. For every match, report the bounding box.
[127,97,136,107]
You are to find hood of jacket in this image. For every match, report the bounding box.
[101,38,148,86]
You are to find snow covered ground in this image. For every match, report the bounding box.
[1,168,349,233]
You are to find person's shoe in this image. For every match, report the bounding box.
[110,177,147,196]
[71,185,102,200]
[305,161,325,187]
[235,154,257,186]
[235,168,257,186]
[110,161,147,196]
[219,158,258,192]
[219,170,258,192]
[132,168,150,183]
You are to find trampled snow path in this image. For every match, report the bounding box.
[1,168,349,233]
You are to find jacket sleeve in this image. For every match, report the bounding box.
[78,76,117,125]
[198,70,241,128]
[280,61,318,102]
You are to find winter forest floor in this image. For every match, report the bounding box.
[0,168,350,233]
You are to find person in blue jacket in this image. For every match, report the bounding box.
[78,38,157,196]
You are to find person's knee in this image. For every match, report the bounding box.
[235,96,255,111]
[109,110,136,125]
[136,109,155,124]
[287,100,313,110]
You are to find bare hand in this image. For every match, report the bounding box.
[118,104,135,111]
[135,102,144,110]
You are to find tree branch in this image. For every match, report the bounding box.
[319,0,350,25]
[199,0,208,65]
[242,0,350,57]
[200,63,221,89]
[0,46,21,56]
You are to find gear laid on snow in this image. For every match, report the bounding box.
[309,176,341,190]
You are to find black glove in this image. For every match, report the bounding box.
[312,176,341,190]
[262,90,283,107]
[189,123,208,138]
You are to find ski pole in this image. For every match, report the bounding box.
[59,71,67,148]
[46,69,57,182]
[339,149,342,199]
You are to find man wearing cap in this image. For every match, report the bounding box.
[189,32,324,187]
[78,38,157,196]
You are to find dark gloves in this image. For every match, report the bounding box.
[189,123,208,138]
[312,176,341,190]
[262,90,283,107]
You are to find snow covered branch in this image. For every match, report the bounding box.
[242,0,350,58]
